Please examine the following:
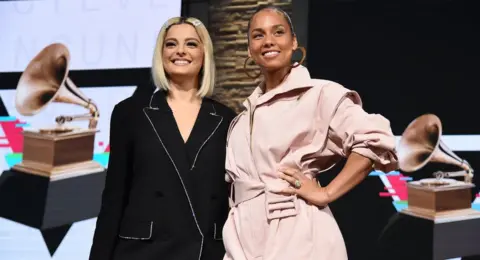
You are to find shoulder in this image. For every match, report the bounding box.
[305,78,367,124]
[114,96,134,110]
[113,81,156,115]
[309,78,362,106]
[309,79,349,94]
[206,98,237,122]
[109,97,134,128]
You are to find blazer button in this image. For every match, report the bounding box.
[211,195,217,200]
[155,191,164,197]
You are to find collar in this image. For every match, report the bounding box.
[147,88,218,115]
[148,88,169,110]
[243,64,314,110]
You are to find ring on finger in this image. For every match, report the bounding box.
[294,179,302,189]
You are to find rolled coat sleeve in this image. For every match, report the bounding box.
[327,90,398,173]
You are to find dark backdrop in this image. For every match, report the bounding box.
[307,0,478,134]
[307,0,479,259]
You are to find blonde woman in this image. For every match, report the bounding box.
[89,17,236,260]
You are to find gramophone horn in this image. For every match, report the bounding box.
[14,43,98,119]
[397,114,471,173]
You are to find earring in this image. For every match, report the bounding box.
[243,56,262,79]
[291,46,307,68]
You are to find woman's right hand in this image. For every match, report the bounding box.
[277,168,332,207]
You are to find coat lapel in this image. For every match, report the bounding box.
[142,90,224,176]
[185,99,223,170]
[142,90,191,178]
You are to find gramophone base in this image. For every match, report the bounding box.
[407,180,474,213]
[12,160,105,180]
[22,129,98,167]
[402,207,480,223]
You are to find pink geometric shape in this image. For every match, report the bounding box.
[385,174,409,201]
[0,119,25,153]
[379,192,395,197]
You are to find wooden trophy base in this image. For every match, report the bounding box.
[17,128,104,179]
[13,160,104,180]
[402,207,480,223]
[402,178,479,222]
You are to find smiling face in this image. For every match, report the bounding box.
[162,23,204,80]
[248,8,297,72]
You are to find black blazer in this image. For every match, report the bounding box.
[89,84,236,260]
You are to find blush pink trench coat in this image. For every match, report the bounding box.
[222,65,398,260]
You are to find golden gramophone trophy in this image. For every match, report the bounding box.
[0,43,108,255]
[12,42,104,178]
[397,113,478,221]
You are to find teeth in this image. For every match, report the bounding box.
[174,60,189,65]
[263,51,279,57]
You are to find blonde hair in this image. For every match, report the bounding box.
[151,17,215,97]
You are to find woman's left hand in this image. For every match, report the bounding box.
[277,168,332,207]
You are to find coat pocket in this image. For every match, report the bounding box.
[118,219,154,241]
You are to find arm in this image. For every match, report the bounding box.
[89,104,132,260]
[224,107,240,207]
[280,95,397,205]
[324,96,397,202]
[325,152,373,202]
